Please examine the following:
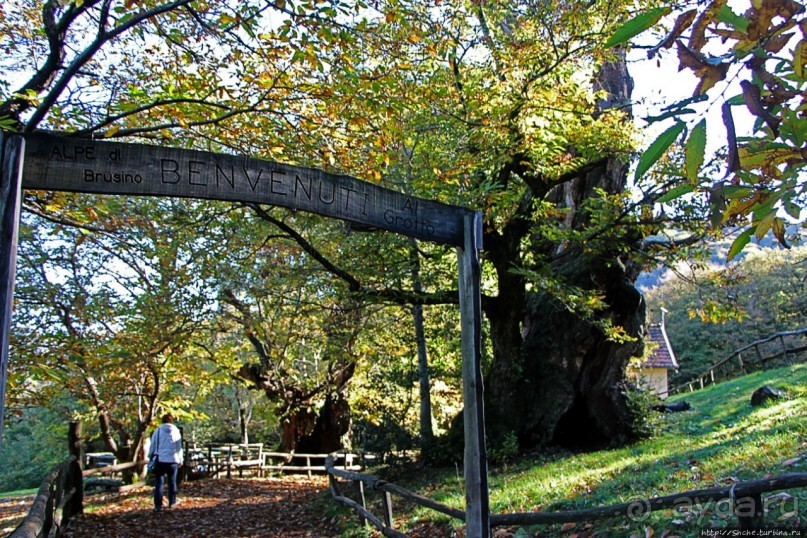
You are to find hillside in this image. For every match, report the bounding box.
[390,363,806,537]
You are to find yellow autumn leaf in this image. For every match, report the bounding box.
[795,40,807,79]
[738,145,802,170]
[755,210,775,241]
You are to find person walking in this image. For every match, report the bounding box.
[148,413,183,511]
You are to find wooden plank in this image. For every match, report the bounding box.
[21,133,473,247]
[0,135,23,450]
[458,212,490,538]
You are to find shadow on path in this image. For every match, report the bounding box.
[66,476,341,538]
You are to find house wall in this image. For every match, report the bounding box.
[628,367,670,399]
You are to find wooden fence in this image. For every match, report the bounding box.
[187,443,364,479]
[82,460,148,493]
[670,328,807,395]
[325,456,807,537]
[8,457,83,538]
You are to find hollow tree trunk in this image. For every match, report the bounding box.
[483,50,644,451]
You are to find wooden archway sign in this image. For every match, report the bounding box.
[0,133,490,537]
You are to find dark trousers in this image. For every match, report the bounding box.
[153,461,179,508]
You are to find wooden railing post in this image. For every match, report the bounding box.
[355,480,367,527]
[67,423,84,517]
[737,493,764,529]
[381,490,394,529]
[68,422,82,465]
[779,335,792,365]
[737,352,745,374]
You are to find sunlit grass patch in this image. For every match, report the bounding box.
[395,363,806,537]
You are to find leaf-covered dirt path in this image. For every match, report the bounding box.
[65,476,341,538]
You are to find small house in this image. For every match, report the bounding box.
[629,310,679,399]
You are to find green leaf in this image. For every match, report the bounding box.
[0,116,17,131]
[644,108,697,124]
[727,228,754,261]
[656,183,695,204]
[717,5,748,33]
[605,7,671,48]
[685,119,707,184]
[784,200,800,219]
[635,121,686,182]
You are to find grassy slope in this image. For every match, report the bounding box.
[397,363,806,536]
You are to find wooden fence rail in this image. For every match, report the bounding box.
[325,455,807,536]
[9,457,83,538]
[670,328,807,395]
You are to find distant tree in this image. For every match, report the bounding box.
[645,244,807,383]
[10,196,217,465]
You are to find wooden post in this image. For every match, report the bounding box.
[779,335,792,365]
[458,212,490,538]
[68,422,82,467]
[737,352,745,374]
[355,480,367,527]
[737,493,764,529]
[0,135,24,450]
[381,490,394,529]
[754,344,764,369]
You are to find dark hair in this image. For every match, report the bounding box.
[162,413,174,424]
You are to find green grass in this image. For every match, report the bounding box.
[0,488,37,499]
[383,363,807,536]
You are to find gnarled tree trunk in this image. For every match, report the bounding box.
[483,50,645,451]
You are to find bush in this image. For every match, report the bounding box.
[625,387,665,440]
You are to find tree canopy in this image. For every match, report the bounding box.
[8,0,795,461]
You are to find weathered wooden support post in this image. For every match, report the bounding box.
[754,344,764,369]
[737,493,764,529]
[355,480,367,527]
[67,421,84,515]
[779,335,792,365]
[68,422,82,465]
[737,352,745,374]
[458,212,490,538]
[0,134,24,449]
[380,489,394,529]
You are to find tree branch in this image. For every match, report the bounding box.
[23,0,195,133]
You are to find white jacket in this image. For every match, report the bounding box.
[148,423,183,464]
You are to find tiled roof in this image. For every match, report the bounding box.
[642,324,679,369]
